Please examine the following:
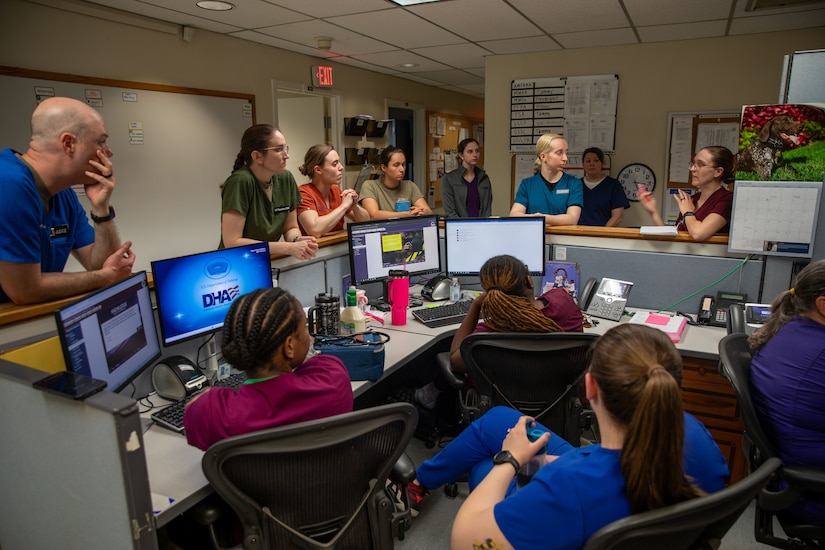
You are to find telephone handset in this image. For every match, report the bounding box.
[580,277,634,322]
[697,291,748,327]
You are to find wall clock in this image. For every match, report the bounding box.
[617,163,656,201]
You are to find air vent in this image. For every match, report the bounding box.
[746,0,824,10]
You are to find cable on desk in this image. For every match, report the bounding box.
[656,254,754,313]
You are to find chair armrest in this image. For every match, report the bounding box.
[391,452,417,485]
[436,351,467,390]
[783,464,825,493]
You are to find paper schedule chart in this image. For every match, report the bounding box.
[728,180,822,258]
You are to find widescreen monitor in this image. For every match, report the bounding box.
[444,217,547,276]
[347,215,441,285]
[151,243,273,346]
[55,271,161,392]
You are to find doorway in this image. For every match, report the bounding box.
[273,83,341,174]
[389,106,415,182]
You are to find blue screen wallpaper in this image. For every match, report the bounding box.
[152,244,272,345]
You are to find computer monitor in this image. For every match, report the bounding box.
[347,215,441,290]
[444,217,547,276]
[55,271,162,392]
[151,243,273,346]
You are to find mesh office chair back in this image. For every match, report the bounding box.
[460,332,599,446]
[583,457,780,550]
[718,333,825,549]
[201,403,417,550]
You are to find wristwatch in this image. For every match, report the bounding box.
[90,206,116,224]
[493,450,520,475]
[683,211,695,217]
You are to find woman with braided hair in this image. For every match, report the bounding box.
[412,255,582,409]
[183,287,352,451]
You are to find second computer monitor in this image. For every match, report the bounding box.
[444,217,546,276]
[347,215,441,285]
[151,243,273,346]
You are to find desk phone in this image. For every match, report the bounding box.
[581,277,634,322]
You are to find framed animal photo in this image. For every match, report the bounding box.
[736,103,825,182]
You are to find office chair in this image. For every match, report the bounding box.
[583,456,781,550]
[718,333,825,549]
[726,303,746,335]
[460,332,599,447]
[200,402,418,550]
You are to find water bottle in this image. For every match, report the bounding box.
[516,421,548,489]
[450,277,461,302]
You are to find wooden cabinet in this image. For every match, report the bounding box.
[681,356,747,483]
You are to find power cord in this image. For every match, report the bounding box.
[656,255,754,314]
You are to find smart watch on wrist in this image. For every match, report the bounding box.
[683,211,695,217]
[493,450,520,475]
[90,206,116,224]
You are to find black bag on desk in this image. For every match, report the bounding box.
[314,332,391,382]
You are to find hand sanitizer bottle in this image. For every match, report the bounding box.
[450,277,461,302]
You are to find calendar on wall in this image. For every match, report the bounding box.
[728,180,822,258]
[510,74,618,154]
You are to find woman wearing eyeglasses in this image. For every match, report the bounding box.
[640,146,734,242]
[219,124,318,260]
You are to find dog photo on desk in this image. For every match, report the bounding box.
[736,103,825,182]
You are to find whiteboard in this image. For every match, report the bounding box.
[0,68,255,271]
[728,180,822,258]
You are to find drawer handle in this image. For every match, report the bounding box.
[698,367,706,376]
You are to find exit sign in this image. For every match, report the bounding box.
[312,66,334,87]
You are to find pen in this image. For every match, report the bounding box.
[365,311,384,324]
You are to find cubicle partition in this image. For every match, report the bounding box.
[0,360,157,549]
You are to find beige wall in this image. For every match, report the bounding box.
[0,0,483,149]
[485,30,825,225]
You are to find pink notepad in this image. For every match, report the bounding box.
[628,311,689,343]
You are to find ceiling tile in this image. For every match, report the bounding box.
[84,0,244,32]
[349,50,453,72]
[410,70,484,86]
[255,20,397,55]
[410,42,491,69]
[262,0,391,18]
[729,8,825,33]
[134,0,311,29]
[329,8,465,49]
[465,67,485,78]
[624,0,733,26]
[509,0,628,34]
[407,0,540,41]
[478,36,561,54]
[637,20,729,42]
[554,27,638,49]
[229,30,337,58]
[733,0,825,17]
[329,56,405,75]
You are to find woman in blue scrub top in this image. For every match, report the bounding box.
[509,133,583,226]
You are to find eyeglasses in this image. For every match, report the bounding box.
[689,160,716,169]
[261,145,289,155]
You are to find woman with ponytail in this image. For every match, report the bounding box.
[448,324,727,549]
[183,287,352,451]
[749,259,825,525]
[400,324,728,548]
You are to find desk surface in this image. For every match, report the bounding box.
[143,303,726,527]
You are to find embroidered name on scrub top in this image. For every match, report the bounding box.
[51,225,69,238]
[273,205,291,214]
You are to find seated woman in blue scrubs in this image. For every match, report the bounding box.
[401,324,729,549]
[509,133,583,226]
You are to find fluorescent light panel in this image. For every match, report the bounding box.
[386,0,443,6]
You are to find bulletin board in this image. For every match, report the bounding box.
[510,74,618,154]
[662,111,741,223]
[426,111,483,207]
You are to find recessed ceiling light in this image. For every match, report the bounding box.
[196,1,234,11]
[386,0,443,6]
[397,63,420,68]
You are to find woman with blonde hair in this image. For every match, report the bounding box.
[296,144,369,237]
[509,133,582,226]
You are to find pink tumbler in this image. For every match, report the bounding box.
[388,269,410,326]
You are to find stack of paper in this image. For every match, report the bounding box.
[640,226,678,236]
[628,311,688,343]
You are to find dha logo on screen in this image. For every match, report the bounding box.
[202,285,240,307]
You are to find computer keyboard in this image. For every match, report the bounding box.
[412,300,473,328]
[150,373,247,433]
